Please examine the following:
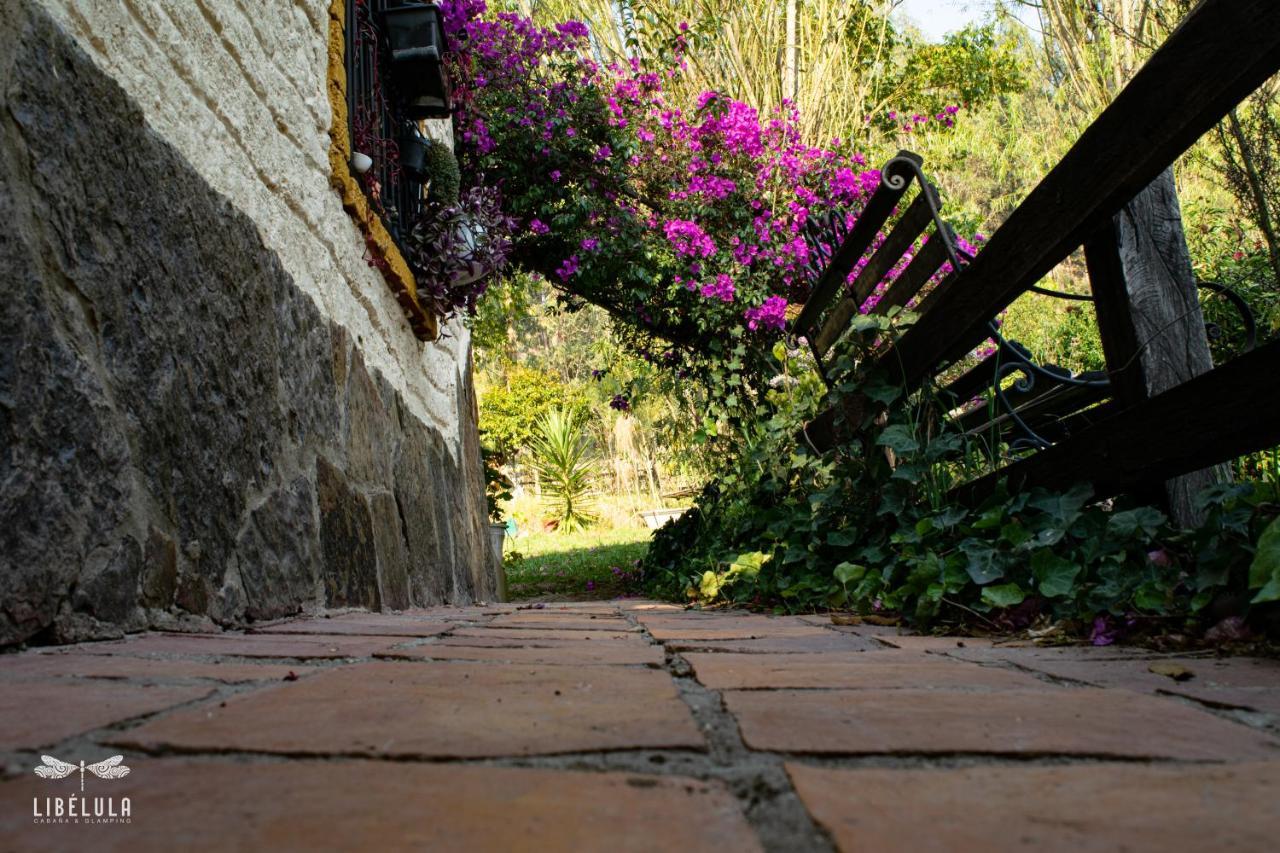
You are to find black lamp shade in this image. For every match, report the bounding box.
[381,3,452,119]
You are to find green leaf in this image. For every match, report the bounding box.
[699,571,722,599]
[876,424,919,455]
[1249,516,1280,603]
[934,505,968,529]
[1030,549,1080,599]
[1028,483,1093,524]
[1107,506,1166,539]
[833,562,866,585]
[999,521,1030,548]
[862,375,902,406]
[727,551,769,579]
[980,583,1026,608]
[971,506,1005,530]
[1133,582,1169,613]
[960,539,1006,584]
[826,529,858,547]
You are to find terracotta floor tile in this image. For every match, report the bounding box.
[667,634,883,654]
[1014,655,1280,689]
[0,652,307,684]
[73,632,401,659]
[0,681,212,750]
[485,613,640,632]
[685,652,1047,691]
[1012,656,1280,716]
[510,603,624,614]
[114,661,704,758]
[377,642,663,666]
[1,759,760,852]
[943,644,1163,664]
[787,761,1280,853]
[725,688,1280,760]
[432,638,654,655]
[639,615,817,640]
[252,615,453,637]
[873,635,998,651]
[444,627,649,644]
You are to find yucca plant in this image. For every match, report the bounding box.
[529,408,599,531]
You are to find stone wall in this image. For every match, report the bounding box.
[0,1,498,646]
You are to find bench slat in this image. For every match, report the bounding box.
[936,352,997,408]
[869,235,951,317]
[793,151,921,339]
[813,191,936,357]
[874,0,1280,389]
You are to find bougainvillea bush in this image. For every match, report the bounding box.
[442,0,965,415]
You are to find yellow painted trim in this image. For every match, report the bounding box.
[327,0,438,342]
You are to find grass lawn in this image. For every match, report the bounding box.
[504,526,652,600]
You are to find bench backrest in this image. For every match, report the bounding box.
[793,151,963,384]
[794,0,1280,504]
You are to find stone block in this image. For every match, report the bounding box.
[316,458,380,610]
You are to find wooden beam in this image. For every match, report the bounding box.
[953,340,1280,506]
[875,0,1280,389]
[1084,167,1221,524]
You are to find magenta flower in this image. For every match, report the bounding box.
[555,254,580,281]
[663,219,716,258]
[744,295,788,331]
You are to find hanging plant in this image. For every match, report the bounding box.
[402,184,515,319]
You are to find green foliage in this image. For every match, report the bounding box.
[479,366,585,462]
[423,140,461,206]
[902,24,1027,114]
[529,408,600,532]
[1250,517,1280,603]
[643,339,1278,633]
[480,441,513,523]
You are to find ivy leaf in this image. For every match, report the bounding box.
[727,551,769,579]
[981,583,1026,608]
[1249,516,1280,603]
[826,530,858,547]
[876,424,919,454]
[833,562,866,585]
[862,374,902,405]
[960,539,1006,584]
[1107,506,1166,539]
[699,571,722,599]
[999,521,1031,548]
[1133,582,1169,613]
[1028,483,1093,524]
[1031,549,1080,598]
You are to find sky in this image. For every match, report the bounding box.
[896,0,1037,42]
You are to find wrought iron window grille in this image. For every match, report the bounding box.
[344,0,452,251]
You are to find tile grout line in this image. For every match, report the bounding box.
[624,610,836,853]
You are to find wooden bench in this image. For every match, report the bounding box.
[791,0,1280,524]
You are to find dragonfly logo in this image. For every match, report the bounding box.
[32,755,133,825]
